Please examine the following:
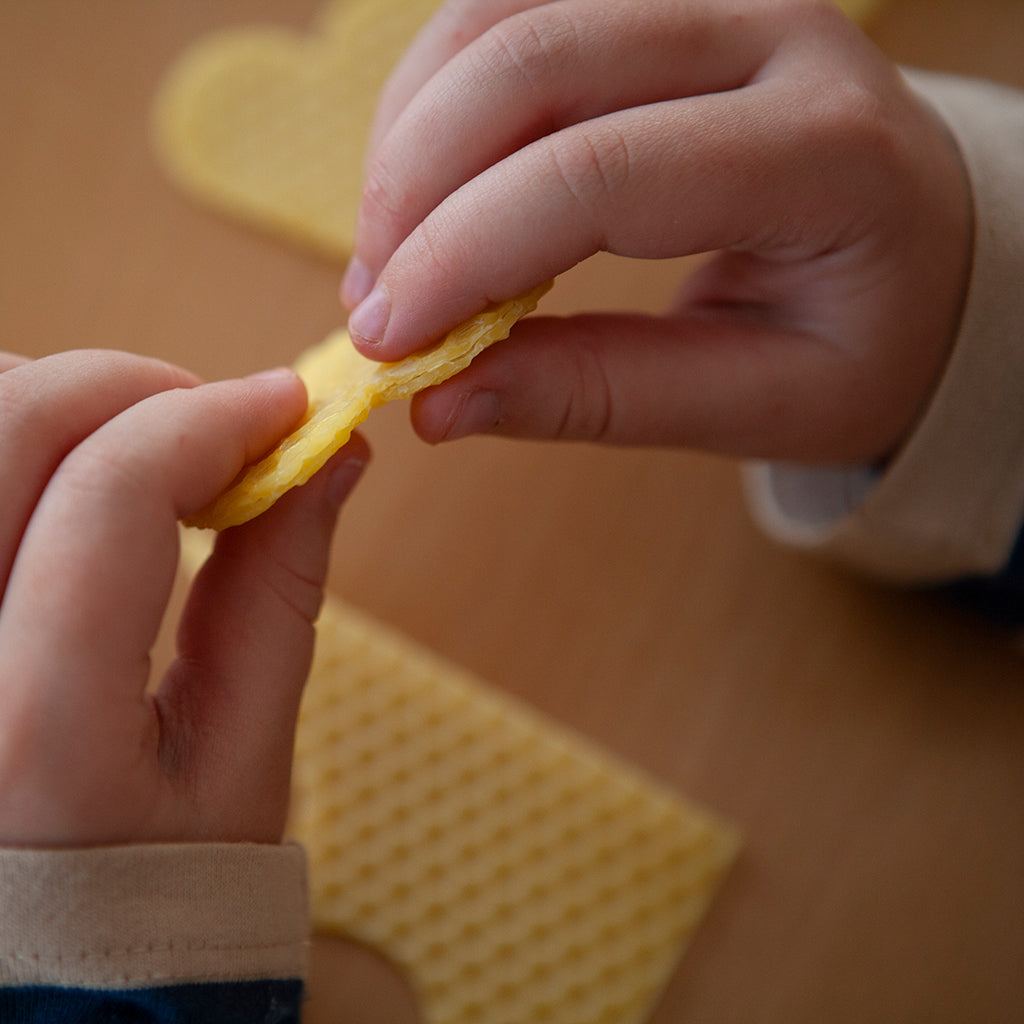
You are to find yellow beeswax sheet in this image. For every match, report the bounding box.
[292,592,741,1024]
[153,0,888,260]
[151,0,439,259]
[186,281,550,530]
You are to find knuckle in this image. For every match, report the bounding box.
[547,124,633,239]
[803,74,909,185]
[360,154,412,237]
[56,435,152,510]
[556,333,615,442]
[254,553,325,629]
[405,207,473,285]
[473,5,580,96]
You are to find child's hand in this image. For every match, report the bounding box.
[0,350,367,848]
[342,0,972,463]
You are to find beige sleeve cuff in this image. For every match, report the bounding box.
[746,70,1024,583]
[0,843,309,989]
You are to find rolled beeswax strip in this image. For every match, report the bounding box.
[291,594,742,1024]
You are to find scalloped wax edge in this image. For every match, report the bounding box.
[291,595,742,1024]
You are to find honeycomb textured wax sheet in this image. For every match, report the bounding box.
[290,593,741,1024]
[152,0,889,260]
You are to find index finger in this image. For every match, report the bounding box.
[365,0,551,158]
[348,73,891,359]
[350,0,775,304]
[345,0,874,359]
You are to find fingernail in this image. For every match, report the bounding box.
[348,285,390,348]
[341,257,374,309]
[442,389,501,441]
[327,454,368,508]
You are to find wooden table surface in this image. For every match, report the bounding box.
[2,2,1022,1022]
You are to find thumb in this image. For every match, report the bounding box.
[164,434,370,841]
[410,312,885,462]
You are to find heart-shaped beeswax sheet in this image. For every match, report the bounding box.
[153,0,886,261]
[151,0,439,260]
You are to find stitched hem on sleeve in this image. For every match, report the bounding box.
[0,843,309,990]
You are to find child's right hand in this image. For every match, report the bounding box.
[342,0,973,464]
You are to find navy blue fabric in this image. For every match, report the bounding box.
[942,519,1024,627]
[0,980,303,1023]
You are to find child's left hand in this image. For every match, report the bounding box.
[0,349,368,848]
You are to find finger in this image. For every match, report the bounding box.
[409,311,906,462]
[162,435,370,841]
[0,370,308,715]
[0,350,199,595]
[348,0,776,303]
[364,0,553,160]
[344,0,556,310]
[349,60,888,359]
